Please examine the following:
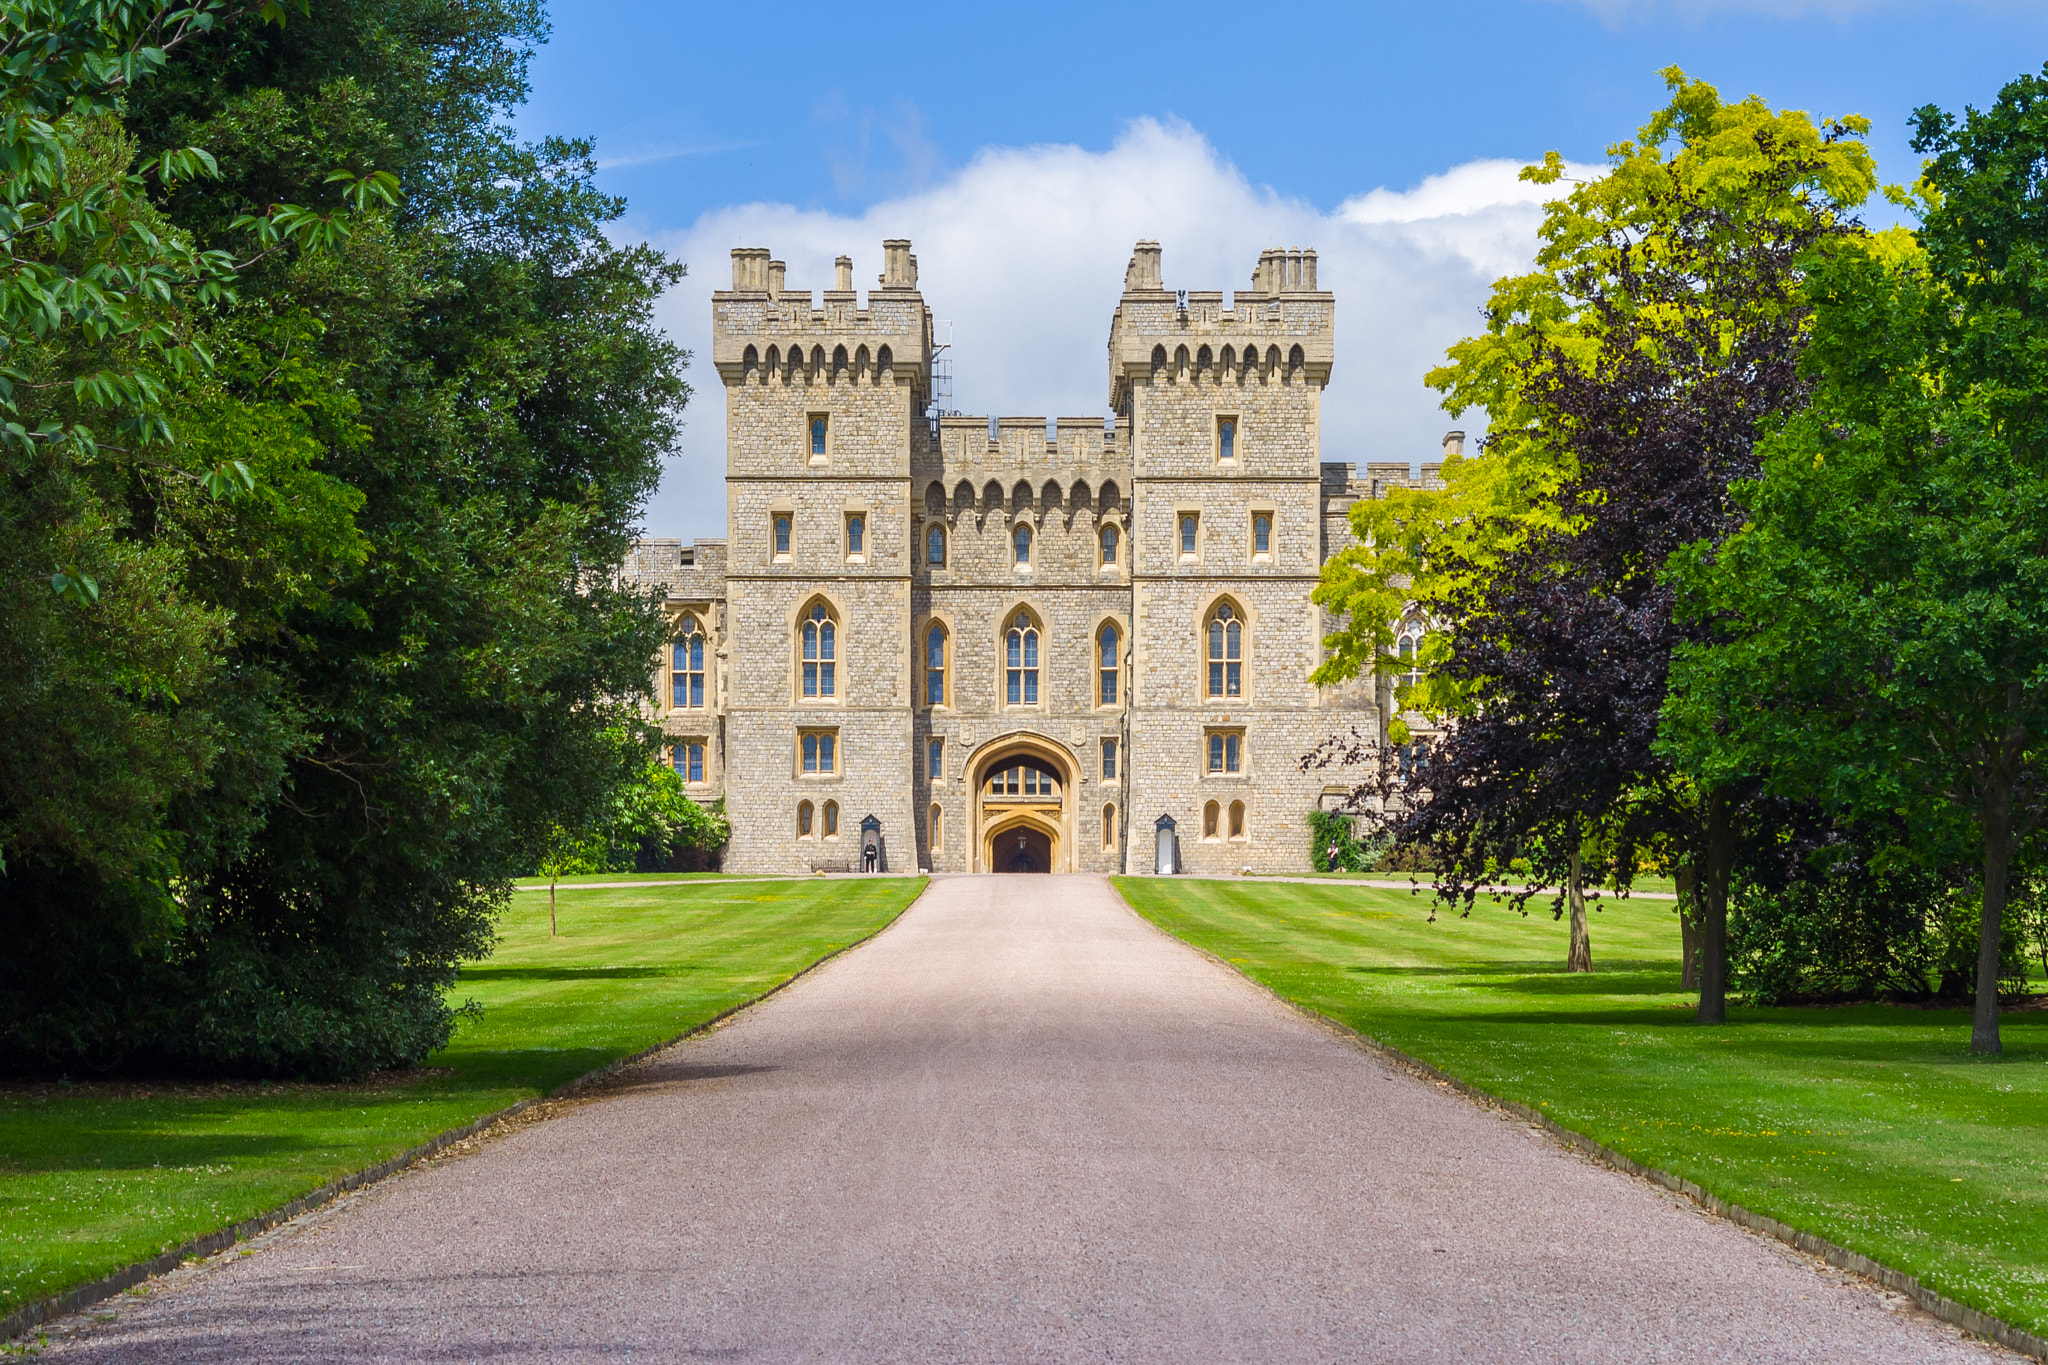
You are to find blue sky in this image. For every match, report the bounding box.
[516,1,2048,540]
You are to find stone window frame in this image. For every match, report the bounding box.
[1010,513,1038,574]
[1202,595,1251,703]
[673,739,708,785]
[1248,505,1276,565]
[669,608,709,710]
[926,736,945,782]
[769,501,795,565]
[843,509,867,564]
[795,594,843,705]
[797,727,841,780]
[1097,517,1122,570]
[1102,802,1117,850]
[921,614,953,710]
[1000,603,1045,709]
[925,520,947,568]
[928,802,943,852]
[797,800,815,838]
[1100,737,1118,781]
[1228,798,1248,841]
[806,411,831,467]
[1094,616,1126,710]
[1215,413,1240,466]
[1203,726,1248,780]
[1177,508,1202,563]
[821,799,841,839]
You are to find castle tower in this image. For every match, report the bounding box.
[712,243,930,871]
[1108,241,1340,870]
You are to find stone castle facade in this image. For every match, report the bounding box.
[620,239,1447,874]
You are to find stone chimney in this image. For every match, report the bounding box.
[833,255,853,292]
[1125,240,1164,291]
[729,247,770,291]
[767,259,785,296]
[1442,430,1466,458]
[880,240,916,290]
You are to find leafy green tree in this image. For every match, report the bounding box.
[0,0,688,1076]
[1663,66,2048,1053]
[1312,67,1876,720]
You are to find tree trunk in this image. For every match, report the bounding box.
[1696,789,1733,1024]
[1674,862,1699,991]
[1567,833,1592,973]
[1974,773,2015,1056]
[550,876,558,939]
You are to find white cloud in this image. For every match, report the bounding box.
[637,119,1595,542]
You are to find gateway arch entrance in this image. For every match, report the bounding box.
[974,739,1072,873]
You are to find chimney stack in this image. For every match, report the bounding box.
[1125,240,1163,292]
[880,240,916,290]
[1442,430,1466,458]
[833,255,853,292]
[767,259,785,296]
[729,247,771,292]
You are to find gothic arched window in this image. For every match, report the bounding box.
[1014,524,1032,566]
[1005,611,1040,705]
[1181,514,1199,557]
[846,514,864,556]
[927,523,946,565]
[925,622,948,707]
[1395,626,1425,703]
[1098,623,1120,706]
[1206,601,1243,698]
[1253,514,1271,556]
[672,614,705,708]
[1100,523,1119,566]
[798,800,814,837]
[1218,417,1236,463]
[800,602,837,699]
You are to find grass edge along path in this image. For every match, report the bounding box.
[0,877,926,1343]
[1114,876,2048,1363]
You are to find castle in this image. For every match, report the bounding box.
[620,239,1448,874]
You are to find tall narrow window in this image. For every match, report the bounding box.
[1098,624,1120,706]
[1100,524,1119,565]
[1207,602,1243,698]
[846,514,864,557]
[801,603,836,698]
[1005,612,1040,705]
[798,800,814,836]
[1229,800,1246,839]
[1014,524,1032,566]
[774,515,792,558]
[927,738,944,780]
[927,524,946,565]
[925,623,947,706]
[673,741,705,784]
[1101,738,1118,780]
[823,800,839,837]
[810,415,827,458]
[1253,514,1271,556]
[1204,800,1221,839]
[672,614,706,708]
[1395,628,1425,701]
[1103,803,1117,849]
[1180,514,1198,557]
[929,803,943,851]
[1218,417,1236,462]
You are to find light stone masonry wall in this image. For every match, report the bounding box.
[618,239,1448,875]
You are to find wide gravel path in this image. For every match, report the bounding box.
[52,874,2011,1363]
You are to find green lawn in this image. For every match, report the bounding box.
[1117,877,2048,1338]
[0,877,923,1321]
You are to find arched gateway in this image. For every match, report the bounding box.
[972,736,1073,873]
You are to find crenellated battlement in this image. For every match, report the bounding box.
[1106,240,1333,413]
[713,241,932,392]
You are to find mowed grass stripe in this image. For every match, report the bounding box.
[0,877,925,1321]
[1116,876,2048,1339]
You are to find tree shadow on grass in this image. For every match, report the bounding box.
[9,1130,327,1174]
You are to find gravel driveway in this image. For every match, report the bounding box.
[46,874,2015,1362]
